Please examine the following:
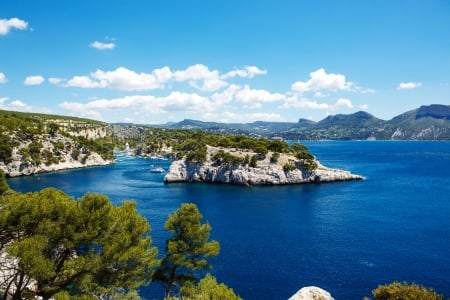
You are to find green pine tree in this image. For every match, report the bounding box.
[153,203,220,298]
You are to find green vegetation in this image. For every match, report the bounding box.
[366,281,445,300]
[133,127,316,170]
[283,163,296,172]
[0,109,115,165]
[180,273,242,300]
[153,203,220,298]
[212,150,245,165]
[0,170,236,299]
[0,133,15,164]
[0,187,158,300]
[0,169,9,195]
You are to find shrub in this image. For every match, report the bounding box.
[367,281,444,300]
[270,152,280,163]
[249,155,258,168]
[283,163,296,172]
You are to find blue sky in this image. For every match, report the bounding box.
[1,1,449,124]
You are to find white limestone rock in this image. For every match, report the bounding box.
[164,146,363,186]
[288,286,334,300]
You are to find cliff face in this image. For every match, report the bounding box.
[0,133,113,177]
[164,146,362,186]
[0,111,114,177]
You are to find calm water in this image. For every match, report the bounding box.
[7,141,450,299]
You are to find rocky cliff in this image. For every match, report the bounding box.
[164,146,362,186]
[0,110,114,177]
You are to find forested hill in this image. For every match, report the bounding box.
[0,110,115,176]
[160,104,450,140]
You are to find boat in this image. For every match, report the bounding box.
[150,165,165,173]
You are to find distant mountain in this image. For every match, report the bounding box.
[315,111,384,128]
[160,104,450,140]
[385,105,450,140]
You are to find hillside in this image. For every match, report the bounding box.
[0,110,115,177]
[156,104,450,140]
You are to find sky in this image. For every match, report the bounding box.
[1,1,450,124]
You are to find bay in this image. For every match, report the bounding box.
[7,141,450,299]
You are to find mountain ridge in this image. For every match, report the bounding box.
[160,104,450,140]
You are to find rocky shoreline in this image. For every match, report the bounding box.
[1,153,113,177]
[164,159,362,186]
[164,146,363,186]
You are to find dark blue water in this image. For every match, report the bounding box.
[7,141,450,299]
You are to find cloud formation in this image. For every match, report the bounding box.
[52,65,367,123]
[0,73,6,84]
[90,41,116,50]
[291,68,352,93]
[281,97,354,110]
[24,75,45,85]
[53,64,267,92]
[0,18,28,35]
[397,82,422,90]
[0,97,32,112]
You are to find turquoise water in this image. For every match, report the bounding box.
[7,141,450,299]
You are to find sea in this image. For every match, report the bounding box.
[6,141,450,299]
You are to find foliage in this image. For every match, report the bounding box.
[283,163,296,172]
[0,169,9,195]
[270,152,280,163]
[0,110,114,166]
[212,150,244,165]
[366,281,445,300]
[249,155,258,168]
[153,203,220,298]
[291,143,317,170]
[180,273,242,300]
[0,188,158,300]
[0,133,14,164]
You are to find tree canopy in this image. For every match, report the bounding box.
[153,203,220,298]
[0,188,158,300]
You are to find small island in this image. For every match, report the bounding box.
[164,145,362,186]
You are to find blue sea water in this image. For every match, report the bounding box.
[6,141,450,299]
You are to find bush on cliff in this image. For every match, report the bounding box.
[366,281,444,300]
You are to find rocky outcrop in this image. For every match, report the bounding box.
[1,152,112,177]
[0,133,113,177]
[288,286,334,300]
[164,146,362,186]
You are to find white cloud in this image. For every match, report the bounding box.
[218,112,282,123]
[210,84,240,107]
[397,82,422,90]
[222,66,267,79]
[335,98,354,109]
[281,96,354,110]
[54,64,268,92]
[66,75,104,88]
[359,104,369,110]
[173,64,228,92]
[234,85,285,108]
[59,91,214,119]
[292,68,352,93]
[0,97,8,107]
[0,18,28,35]
[91,67,169,90]
[0,73,6,84]
[48,77,64,85]
[90,41,116,50]
[8,100,32,111]
[24,75,45,85]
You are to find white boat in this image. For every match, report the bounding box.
[150,165,165,173]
